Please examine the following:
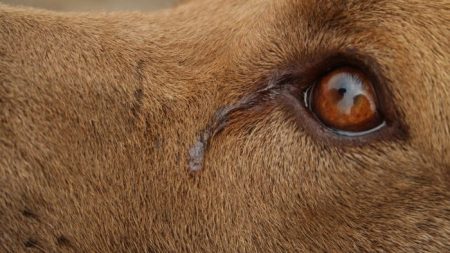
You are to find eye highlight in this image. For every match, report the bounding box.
[305,67,385,136]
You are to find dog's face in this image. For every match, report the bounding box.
[1,0,449,252]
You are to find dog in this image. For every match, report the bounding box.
[1,0,449,252]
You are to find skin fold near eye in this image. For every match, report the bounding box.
[308,67,383,134]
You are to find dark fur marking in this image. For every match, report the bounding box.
[21,208,38,220]
[24,238,38,248]
[24,238,45,252]
[131,59,146,120]
[153,137,163,150]
[135,59,145,83]
[147,246,157,253]
[131,88,144,118]
[56,235,72,247]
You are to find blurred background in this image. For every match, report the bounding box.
[1,0,177,11]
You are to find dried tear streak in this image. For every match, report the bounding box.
[188,82,280,173]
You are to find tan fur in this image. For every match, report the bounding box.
[1,0,449,252]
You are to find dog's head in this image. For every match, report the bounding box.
[1,0,449,251]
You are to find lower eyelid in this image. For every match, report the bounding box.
[330,121,387,137]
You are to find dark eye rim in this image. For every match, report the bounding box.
[274,51,408,146]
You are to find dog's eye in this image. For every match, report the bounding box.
[306,67,384,136]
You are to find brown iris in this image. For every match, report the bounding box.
[309,67,383,133]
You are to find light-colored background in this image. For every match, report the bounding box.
[1,0,177,11]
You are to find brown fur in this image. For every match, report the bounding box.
[1,0,449,252]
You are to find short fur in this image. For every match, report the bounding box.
[0,0,449,252]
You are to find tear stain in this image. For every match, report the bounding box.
[188,82,281,173]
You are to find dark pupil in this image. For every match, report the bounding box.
[337,88,347,96]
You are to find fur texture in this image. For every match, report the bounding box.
[0,0,449,252]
